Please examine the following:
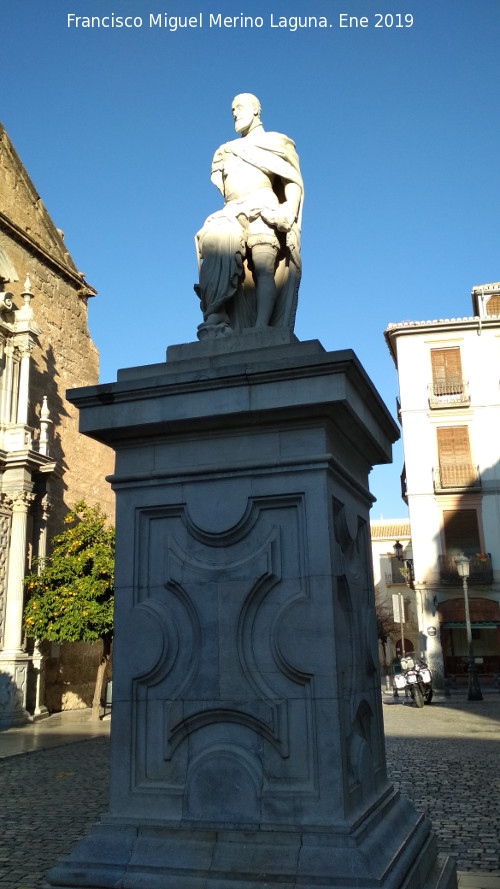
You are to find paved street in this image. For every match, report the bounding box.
[0,735,109,889]
[383,690,500,874]
[0,692,498,889]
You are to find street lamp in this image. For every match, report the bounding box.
[393,540,404,561]
[455,553,483,701]
[392,541,407,659]
[393,540,414,586]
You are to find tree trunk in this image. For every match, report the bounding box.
[92,637,112,721]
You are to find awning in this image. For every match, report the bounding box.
[441,621,500,628]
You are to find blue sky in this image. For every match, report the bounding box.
[2,0,499,518]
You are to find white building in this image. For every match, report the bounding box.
[370,519,418,685]
[384,283,500,686]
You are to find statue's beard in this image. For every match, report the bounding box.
[234,116,258,135]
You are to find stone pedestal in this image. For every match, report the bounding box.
[0,651,30,728]
[0,490,34,728]
[49,338,456,889]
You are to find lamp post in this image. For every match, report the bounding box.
[393,541,407,659]
[393,540,403,561]
[455,553,483,702]
[393,540,414,586]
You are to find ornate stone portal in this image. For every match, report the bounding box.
[0,279,57,728]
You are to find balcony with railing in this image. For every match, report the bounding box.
[433,463,481,492]
[429,379,470,408]
[438,553,493,585]
[385,560,410,586]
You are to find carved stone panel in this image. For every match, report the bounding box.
[117,495,319,826]
[331,499,386,811]
[0,508,12,648]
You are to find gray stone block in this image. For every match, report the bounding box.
[49,340,455,889]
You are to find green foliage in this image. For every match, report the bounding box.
[23,501,114,645]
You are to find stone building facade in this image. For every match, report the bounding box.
[0,121,114,725]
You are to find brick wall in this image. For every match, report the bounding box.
[1,121,115,711]
[0,122,114,533]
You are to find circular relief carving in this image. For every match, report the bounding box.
[118,603,170,680]
[185,747,260,823]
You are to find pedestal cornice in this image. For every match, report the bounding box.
[67,340,399,468]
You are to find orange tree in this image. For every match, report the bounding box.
[23,501,114,719]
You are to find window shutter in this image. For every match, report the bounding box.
[431,348,463,395]
[443,509,480,553]
[437,426,470,462]
[486,295,500,316]
[437,426,475,486]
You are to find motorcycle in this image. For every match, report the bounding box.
[393,655,433,707]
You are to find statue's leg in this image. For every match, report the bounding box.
[251,244,279,328]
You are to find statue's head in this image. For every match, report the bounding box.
[231,93,261,136]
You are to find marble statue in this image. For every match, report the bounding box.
[195,94,303,338]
